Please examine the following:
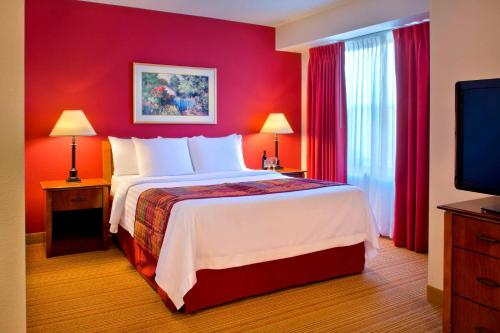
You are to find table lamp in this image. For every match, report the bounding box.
[260,113,293,170]
[50,110,96,182]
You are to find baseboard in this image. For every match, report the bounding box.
[26,232,45,244]
[426,285,443,306]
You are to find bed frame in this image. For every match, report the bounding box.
[101,140,366,313]
[102,140,113,184]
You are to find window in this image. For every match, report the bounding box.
[345,31,396,237]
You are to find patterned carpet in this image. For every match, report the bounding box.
[26,238,442,332]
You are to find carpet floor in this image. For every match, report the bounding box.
[26,238,441,332]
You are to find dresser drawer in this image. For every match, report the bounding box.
[453,215,500,258]
[53,188,103,211]
[452,296,500,333]
[452,247,500,309]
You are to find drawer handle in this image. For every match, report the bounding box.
[475,327,492,333]
[70,197,86,203]
[476,234,500,244]
[476,277,500,288]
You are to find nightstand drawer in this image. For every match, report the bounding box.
[53,188,102,211]
[281,171,305,178]
[453,215,500,258]
[276,168,306,178]
[452,247,500,309]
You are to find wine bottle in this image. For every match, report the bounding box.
[262,150,267,170]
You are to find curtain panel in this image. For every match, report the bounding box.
[393,22,430,253]
[307,42,347,182]
[345,31,397,237]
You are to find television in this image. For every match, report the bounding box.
[455,78,500,212]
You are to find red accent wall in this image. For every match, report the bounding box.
[25,0,301,233]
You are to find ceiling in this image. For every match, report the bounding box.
[83,0,348,27]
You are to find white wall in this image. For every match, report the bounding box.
[277,0,428,52]
[428,0,500,290]
[0,0,26,331]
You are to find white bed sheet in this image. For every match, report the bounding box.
[111,175,141,196]
[109,170,379,309]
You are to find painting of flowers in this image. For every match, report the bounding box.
[134,63,216,124]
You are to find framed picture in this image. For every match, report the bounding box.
[133,63,217,124]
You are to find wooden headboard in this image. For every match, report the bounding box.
[102,140,113,183]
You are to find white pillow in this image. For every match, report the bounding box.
[132,137,194,176]
[188,134,246,173]
[108,137,139,176]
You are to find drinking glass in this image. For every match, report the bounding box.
[267,157,277,171]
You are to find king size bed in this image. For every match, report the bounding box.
[103,136,379,313]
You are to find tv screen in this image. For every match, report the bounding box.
[455,78,500,196]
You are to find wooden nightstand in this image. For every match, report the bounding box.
[41,178,110,257]
[276,168,307,178]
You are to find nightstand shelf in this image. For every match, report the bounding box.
[41,178,110,257]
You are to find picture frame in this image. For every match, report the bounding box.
[133,63,217,124]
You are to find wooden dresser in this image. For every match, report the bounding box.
[438,197,500,333]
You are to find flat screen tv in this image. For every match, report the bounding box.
[455,78,500,211]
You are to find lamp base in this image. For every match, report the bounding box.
[66,176,81,183]
[67,167,80,182]
[274,165,283,170]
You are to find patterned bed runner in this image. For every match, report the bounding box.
[134,178,344,259]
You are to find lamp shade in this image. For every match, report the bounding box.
[260,113,293,134]
[50,110,96,137]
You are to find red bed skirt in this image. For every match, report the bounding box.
[116,226,366,313]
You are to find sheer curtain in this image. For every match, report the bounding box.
[345,31,397,237]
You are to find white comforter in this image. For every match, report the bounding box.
[109,170,379,309]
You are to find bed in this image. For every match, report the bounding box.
[102,139,379,313]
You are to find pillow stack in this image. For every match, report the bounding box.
[108,137,139,176]
[132,137,194,176]
[188,134,245,173]
[108,134,247,177]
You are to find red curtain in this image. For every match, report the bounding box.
[393,22,430,253]
[307,42,347,182]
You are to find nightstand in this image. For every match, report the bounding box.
[40,178,110,257]
[277,168,307,178]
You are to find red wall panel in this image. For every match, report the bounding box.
[25,0,301,233]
